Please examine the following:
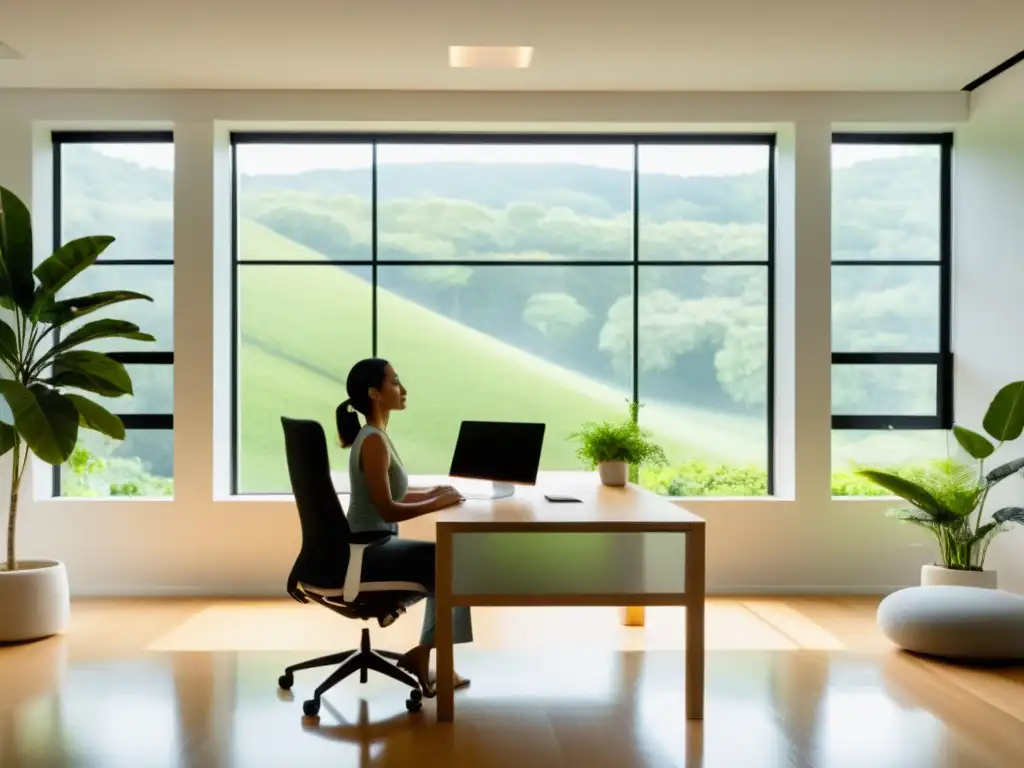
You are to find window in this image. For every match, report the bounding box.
[52,132,174,497]
[830,134,952,494]
[231,134,774,497]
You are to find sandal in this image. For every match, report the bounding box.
[431,672,471,690]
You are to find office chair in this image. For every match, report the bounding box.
[278,416,430,716]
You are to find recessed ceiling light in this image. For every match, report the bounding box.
[449,46,533,69]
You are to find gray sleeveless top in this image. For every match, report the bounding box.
[346,425,408,535]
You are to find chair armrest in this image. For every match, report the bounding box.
[342,532,393,602]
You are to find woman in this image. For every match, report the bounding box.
[336,357,472,695]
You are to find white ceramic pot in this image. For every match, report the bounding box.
[0,560,71,643]
[598,461,629,487]
[920,564,997,589]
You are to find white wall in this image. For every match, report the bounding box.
[954,67,1024,595]
[0,88,982,596]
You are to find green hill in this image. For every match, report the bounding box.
[236,219,763,492]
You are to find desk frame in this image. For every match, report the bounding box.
[433,519,706,722]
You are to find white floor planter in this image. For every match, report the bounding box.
[0,560,71,643]
[598,461,629,487]
[921,564,998,589]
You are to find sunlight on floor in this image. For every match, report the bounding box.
[146,601,846,653]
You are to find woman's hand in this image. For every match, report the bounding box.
[431,489,465,511]
[402,485,458,503]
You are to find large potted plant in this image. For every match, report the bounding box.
[856,381,1024,588]
[569,403,667,487]
[0,185,153,642]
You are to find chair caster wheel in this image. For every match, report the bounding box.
[278,674,293,690]
[406,698,422,713]
[409,688,423,702]
[303,698,320,717]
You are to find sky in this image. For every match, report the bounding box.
[91,140,928,177]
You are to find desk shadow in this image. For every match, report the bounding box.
[301,698,454,767]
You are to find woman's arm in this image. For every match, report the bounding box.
[361,433,462,523]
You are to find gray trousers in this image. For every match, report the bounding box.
[365,536,473,646]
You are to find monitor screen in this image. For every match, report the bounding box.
[449,421,546,485]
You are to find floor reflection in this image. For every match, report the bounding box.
[2,599,1024,767]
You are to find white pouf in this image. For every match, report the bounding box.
[878,586,1024,661]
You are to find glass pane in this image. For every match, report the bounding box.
[60,263,173,352]
[636,265,769,496]
[831,429,951,496]
[235,143,373,261]
[236,265,372,493]
[377,264,633,474]
[376,144,634,262]
[452,532,688,595]
[61,429,173,497]
[638,144,770,262]
[59,142,174,261]
[832,364,936,416]
[832,265,939,353]
[832,143,941,262]
[65,364,172,416]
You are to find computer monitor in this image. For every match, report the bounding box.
[448,420,546,499]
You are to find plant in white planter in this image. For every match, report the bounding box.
[0,185,153,642]
[569,403,667,487]
[856,381,1024,589]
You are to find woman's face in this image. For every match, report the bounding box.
[372,364,407,412]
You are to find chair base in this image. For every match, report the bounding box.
[278,626,424,715]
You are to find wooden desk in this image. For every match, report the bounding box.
[331,473,706,723]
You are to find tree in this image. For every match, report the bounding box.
[522,292,590,346]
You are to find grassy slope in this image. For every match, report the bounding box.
[237,219,764,492]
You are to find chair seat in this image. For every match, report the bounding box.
[298,580,429,598]
[298,580,429,623]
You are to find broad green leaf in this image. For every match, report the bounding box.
[886,508,942,530]
[0,317,17,368]
[51,350,133,398]
[985,456,1024,487]
[856,469,945,516]
[982,381,1024,441]
[33,236,115,296]
[49,319,154,357]
[952,425,996,460]
[0,380,78,464]
[993,507,1024,526]
[0,186,35,313]
[966,524,999,548]
[64,393,125,440]
[37,290,152,327]
[0,420,14,457]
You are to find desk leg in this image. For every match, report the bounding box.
[685,525,705,720]
[435,529,455,723]
[620,606,645,626]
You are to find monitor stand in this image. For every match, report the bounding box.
[461,481,516,500]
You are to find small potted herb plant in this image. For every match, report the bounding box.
[569,403,667,487]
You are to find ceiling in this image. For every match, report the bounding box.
[0,0,1020,92]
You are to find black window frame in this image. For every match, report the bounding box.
[50,131,175,496]
[830,132,953,431]
[229,132,777,495]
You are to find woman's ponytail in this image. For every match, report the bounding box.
[337,357,390,448]
[336,399,362,448]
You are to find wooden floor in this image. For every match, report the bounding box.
[1,597,1023,767]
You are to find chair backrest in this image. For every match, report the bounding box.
[281,417,352,589]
